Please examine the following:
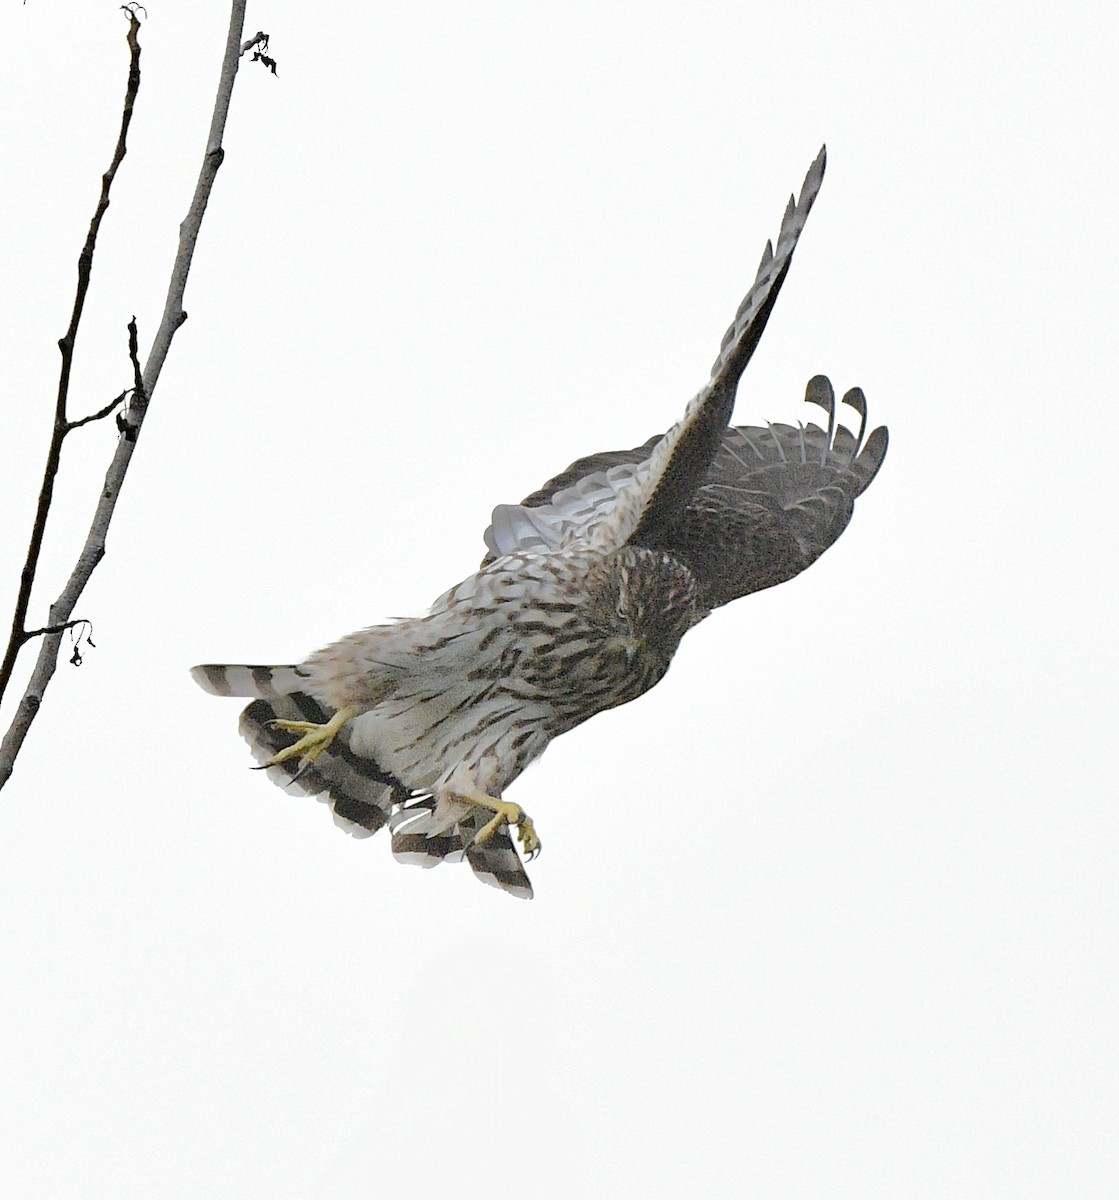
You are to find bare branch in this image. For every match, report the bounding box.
[64,320,139,431]
[0,9,142,722]
[22,620,93,644]
[0,2,258,791]
[126,314,143,396]
[66,391,127,431]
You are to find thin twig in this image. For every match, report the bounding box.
[0,1,255,791]
[63,319,139,431]
[22,620,92,641]
[126,314,143,396]
[0,10,141,720]
[67,391,127,432]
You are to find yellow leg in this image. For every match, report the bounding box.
[461,788,541,859]
[266,705,357,770]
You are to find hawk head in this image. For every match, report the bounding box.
[585,546,702,709]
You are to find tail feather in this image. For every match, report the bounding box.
[191,663,310,699]
[197,668,538,898]
[238,693,404,837]
[390,798,534,899]
[465,827,535,899]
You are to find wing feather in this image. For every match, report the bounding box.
[482,375,888,608]
[664,377,888,607]
[481,147,828,561]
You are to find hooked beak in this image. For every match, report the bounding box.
[623,638,641,668]
[605,634,641,668]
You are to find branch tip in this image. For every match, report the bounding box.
[241,31,277,74]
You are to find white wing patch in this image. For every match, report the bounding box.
[483,460,646,558]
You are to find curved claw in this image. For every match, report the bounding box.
[517,815,541,860]
[262,706,356,771]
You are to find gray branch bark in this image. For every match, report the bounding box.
[0,1,255,791]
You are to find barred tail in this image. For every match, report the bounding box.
[239,692,405,838]
[390,799,534,900]
[190,663,311,699]
[241,705,534,896]
[194,664,536,898]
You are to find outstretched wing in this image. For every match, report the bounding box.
[483,146,828,562]
[483,375,888,610]
[653,375,887,608]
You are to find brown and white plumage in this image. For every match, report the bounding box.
[192,146,887,899]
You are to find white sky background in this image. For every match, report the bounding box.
[0,1,1115,1196]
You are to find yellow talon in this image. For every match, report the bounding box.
[473,799,522,846]
[462,789,541,859]
[266,705,356,769]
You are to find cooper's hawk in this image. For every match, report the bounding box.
[193,147,887,898]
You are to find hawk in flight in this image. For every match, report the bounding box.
[193,147,887,898]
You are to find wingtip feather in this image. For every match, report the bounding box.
[841,387,868,450]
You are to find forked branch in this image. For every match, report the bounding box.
[0,1,262,790]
